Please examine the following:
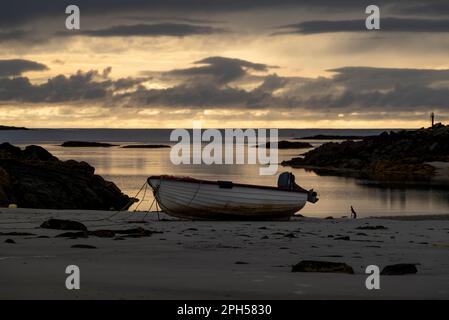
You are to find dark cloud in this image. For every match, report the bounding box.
[276,18,449,34]
[0,1,428,27]
[119,15,227,25]
[0,59,48,77]
[63,23,225,38]
[0,68,141,102]
[126,81,274,108]
[169,56,272,84]
[290,67,449,112]
[390,2,449,16]
[0,30,29,43]
[2,56,449,121]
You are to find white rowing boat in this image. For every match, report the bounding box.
[147,173,318,220]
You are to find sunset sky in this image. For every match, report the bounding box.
[1,0,449,128]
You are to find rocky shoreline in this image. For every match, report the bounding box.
[258,140,313,149]
[282,124,449,179]
[0,143,133,210]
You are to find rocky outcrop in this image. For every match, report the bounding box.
[298,135,371,140]
[282,124,449,177]
[121,144,170,149]
[381,264,418,275]
[41,219,87,231]
[258,141,313,149]
[0,143,133,210]
[61,141,117,147]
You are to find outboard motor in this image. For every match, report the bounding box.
[278,172,295,190]
[307,190,319,203]
[278,172,319,203]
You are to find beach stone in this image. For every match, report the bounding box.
[4,238,15,244]
[56,231,88,238]
[235,261,249,264]
[71,244,97,249]
[41,219,87,231]
[334,236,350,241]
[356,225,388,230]
[324,216,334,220]
[88,230,116,238]
[0,231,35,236]
[284,232,297,238]
[115,227,162,238]
[381,264,418,275]
[292,260,354,274]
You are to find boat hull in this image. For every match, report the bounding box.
[148,176,308,221]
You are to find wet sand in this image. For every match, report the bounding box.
[1,208,448,299]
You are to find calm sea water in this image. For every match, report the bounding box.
[1,128,448,217]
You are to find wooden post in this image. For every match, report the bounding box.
[431,112,435,127]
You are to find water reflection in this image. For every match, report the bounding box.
[33,144,449,217]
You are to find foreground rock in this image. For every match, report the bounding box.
[258,141,313,149]
[381,264,418,275]
[61,141,117,147]
[282,124,449,178]
[55,227,161,239]
[122,144,170,149]
[41,219,87,231]
[291,260,354,274]
[0,143,133,210]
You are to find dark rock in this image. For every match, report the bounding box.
[88,230,116,238]
[334,236,350,241]
[284,233,297,238]
[41,219,87,231]
[71,244,97,249]
[356,232,368,236]
[234,261,249,265]
[324,216,334,220]
[0,231,35,236]
[4,238,16,244]
[22,145,58,161]
[258,141,313,149]
[121,144,170,149]
[381,264,418,275]
[115,227,161,238]
[261,235,269,239]
[298,134,372,140]
[61,141,117,147]
[0,125,29,131]
[56,231,88,238]
[356,225,388,230]
[282,125,449,178]
[292,260,354,274]
[0,143,22,158]
[0,144,133,210]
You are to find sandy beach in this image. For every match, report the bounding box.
[1,208,448,300]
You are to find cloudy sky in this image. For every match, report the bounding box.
[1,0,449,128]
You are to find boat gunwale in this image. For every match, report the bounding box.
[147,175,309,194]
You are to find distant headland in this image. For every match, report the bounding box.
[0,125,29,130]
